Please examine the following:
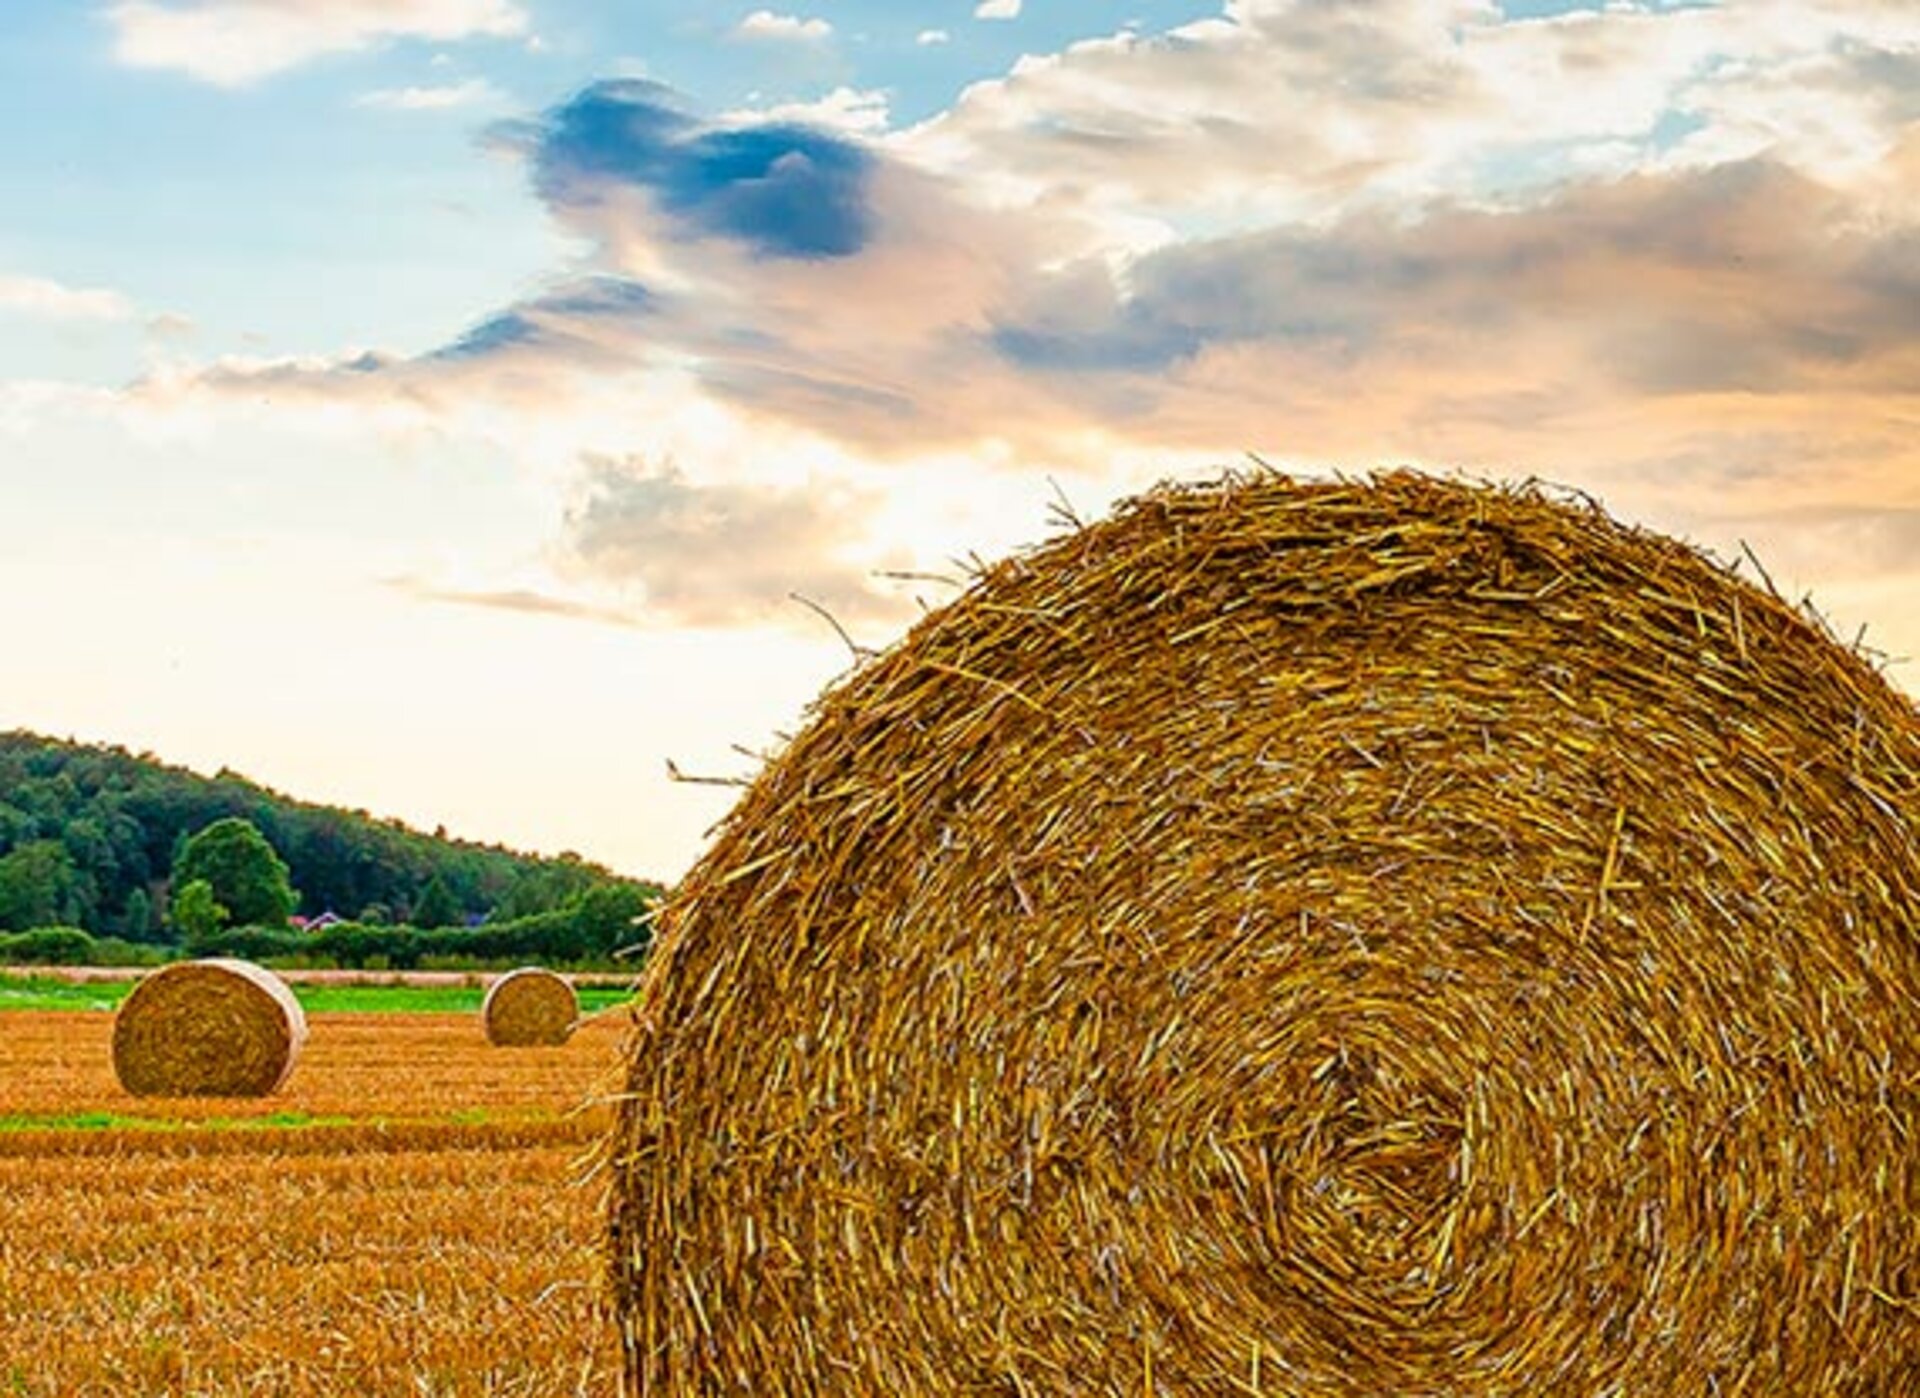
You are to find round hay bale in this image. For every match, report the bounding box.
[112,957,307,1097]
[607,472,1920,1394]
[482,966,577,1046]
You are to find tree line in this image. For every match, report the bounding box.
[0,731,662,965]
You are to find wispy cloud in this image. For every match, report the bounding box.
[354,78,501,111]
[917,29,951,46]
[387,576,640,628]
[974,0,1021,19]
[0,273,135,322]
[108,0,528,86]
[733,10,832,43]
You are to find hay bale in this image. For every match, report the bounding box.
[607,471,1920,1394]
[112,957,307,1097]
[482,967,577,1046]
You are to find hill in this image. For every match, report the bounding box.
[0,729,660,942]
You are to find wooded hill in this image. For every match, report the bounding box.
[0,729,661,941]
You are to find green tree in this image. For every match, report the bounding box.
[172,817,296,928]
[120,887,156,942]
[575,881,655,957]
[497,856,598,919]
[0,840,80,930]
[170,878,230,950]
[413,873,459,929]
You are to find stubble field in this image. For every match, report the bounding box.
[0,999,631,1395]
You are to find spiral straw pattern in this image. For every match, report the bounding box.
[608,472,1920,1394]
[482,966,579,1046]
[113,957,307,1098]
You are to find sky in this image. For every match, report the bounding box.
[1,0,1915,882]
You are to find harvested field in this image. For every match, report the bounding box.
[0,1007,629,1394]
[3,1011,623,1125]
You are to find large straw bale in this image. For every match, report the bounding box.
[607,471,1920,1394]
[483,966,578,1046]
[112,957,306,1097]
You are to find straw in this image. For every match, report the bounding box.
[112,957,307,1098]
[606,470,1920,1394]
[483,967,579,1046]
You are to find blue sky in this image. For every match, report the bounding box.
[1,0,1915,878]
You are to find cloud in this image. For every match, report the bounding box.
[388,577,640,628]
[145,312,196,341]
[988,159,1920,395]
[721,86,892,135]
[107,0,528,86]
[425,275,659,367]
[0,274,135,322]
[917,29,951,46]
[354,78,501,110]
[911,0,1919,231]
[519,79,877,260]
[560,459,904,627]
[733,10,833,42]
[115,11,1920,639]
[974,0,1021,18]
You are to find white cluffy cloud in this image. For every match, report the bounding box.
[722,86,892,133]
[354,78,501,110]
[917,29,951,45]
[913,0,1920,230]
[734,10,833,42]
[975,0,1022,17]
[107,0,529,85]
[0,274,135,322]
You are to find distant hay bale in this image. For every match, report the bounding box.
[606,471,1920,1394]
[482,967,577,1046]
[112,957,307,1097]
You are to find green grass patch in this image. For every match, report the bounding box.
[288,982,634,1014]
[0,973,634,1015]
[0,1110,360,1133]
[0,977,132,1012]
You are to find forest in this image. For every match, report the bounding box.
[0,730,663,965]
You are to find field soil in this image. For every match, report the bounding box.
[0,1009,631,1394]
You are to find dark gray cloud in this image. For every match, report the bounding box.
[427,276,658,365]
[509,78,877,260]
[989,159,1920,397]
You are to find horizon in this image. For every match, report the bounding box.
[3,0,1915,881]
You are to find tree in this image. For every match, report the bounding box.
[120,887,156,942]
[412,873,459,929]
[172,817,296,928]
[575,881,655,957]
[170,878,229,949]
[0,840,81,930]
[496,856,599,920]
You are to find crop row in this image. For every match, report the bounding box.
[0,1010,630,1124]
[1,1131,620,1392]
[2,1010,633,1394]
